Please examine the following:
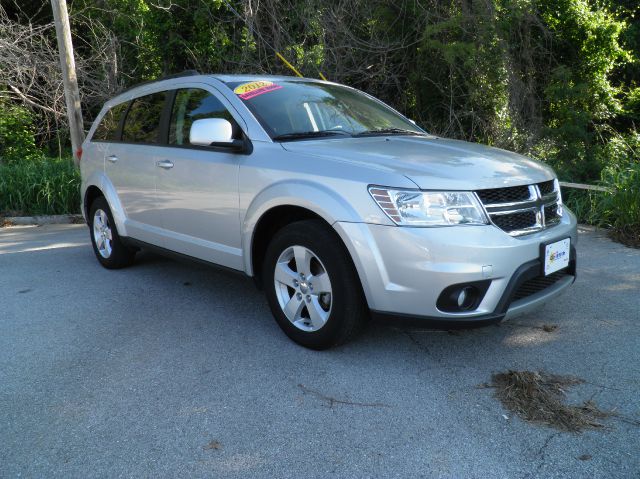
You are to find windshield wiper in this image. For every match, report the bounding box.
[354,127,425,137]
[272,130,352,141]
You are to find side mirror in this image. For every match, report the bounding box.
[189,118,244,150]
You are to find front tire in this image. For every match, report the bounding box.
[263,220,368,349]
[89,196,135,269]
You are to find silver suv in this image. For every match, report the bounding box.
[80,73,577,349]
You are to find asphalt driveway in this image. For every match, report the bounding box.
[1,224,638,478]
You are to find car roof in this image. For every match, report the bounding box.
[106,73,326,107]
[211,74,322,84]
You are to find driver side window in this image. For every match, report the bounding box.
[169,89,238,146]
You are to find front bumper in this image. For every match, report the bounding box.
[334,208,578,321]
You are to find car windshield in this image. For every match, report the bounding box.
[225,79,426,140]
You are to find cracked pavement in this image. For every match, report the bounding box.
[1,224,639,478]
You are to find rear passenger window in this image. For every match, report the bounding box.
[122,92,167,144]
[169,89,237,146]
[92,102,127,142]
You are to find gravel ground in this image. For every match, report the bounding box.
[1,224,638,478]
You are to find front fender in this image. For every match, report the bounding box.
[83,171,128,237]
[241,180,367,275]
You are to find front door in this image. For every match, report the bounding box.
[155,87,243,270]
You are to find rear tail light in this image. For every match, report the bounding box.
[75,147,83,161]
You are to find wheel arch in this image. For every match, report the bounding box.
[243,181,363,283]
[249,205,327,287]
[82,172,128,236]
[83,185,103,223]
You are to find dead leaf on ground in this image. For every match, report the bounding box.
[488,370,615,432]
[203,440,222,451]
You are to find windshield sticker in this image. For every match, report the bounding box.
[233,81,283,100]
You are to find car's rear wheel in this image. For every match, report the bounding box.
[89,196,135,269]
[263,220,368,349]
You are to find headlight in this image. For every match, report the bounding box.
[369,187,488,226]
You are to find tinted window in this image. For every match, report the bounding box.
[169,89,236,146]
[122,92,167,143]
[92,102,128,141]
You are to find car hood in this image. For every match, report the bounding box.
[281,136,555,190]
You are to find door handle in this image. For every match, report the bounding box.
[106,155,118,163]
[156,160,174,170]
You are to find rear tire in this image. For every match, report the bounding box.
[263,220,368,349]
[89,196,135,269]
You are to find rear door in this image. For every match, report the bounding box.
[106,91,168,245]
[154,87,243,269]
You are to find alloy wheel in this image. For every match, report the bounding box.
[273,245,333,332]
[93,209,113,259]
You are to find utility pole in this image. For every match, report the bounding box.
[51,0,84,166]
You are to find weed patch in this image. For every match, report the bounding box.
[609,225,640,249]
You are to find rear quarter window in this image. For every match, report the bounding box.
[122,92,167,144]
[92,102,128,142]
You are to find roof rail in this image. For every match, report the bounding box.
[116,70,202,95]
[158,70,200,81]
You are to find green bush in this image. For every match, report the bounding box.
[0,102,43,163]
[562,137,640,248]
[0,157,80,216]
[598,162,640,246]
[594,132,639,235]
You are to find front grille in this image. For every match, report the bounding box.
[492,210,537,232]
[476,185,531,205]
[513,270,571,301]
[538,180,555,196]
[475,180,562,236]
[544,204,561,225]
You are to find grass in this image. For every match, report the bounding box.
[488,370,613,432]
[562,168,640,249]
[562,189,602,225]
[0,157,80,217]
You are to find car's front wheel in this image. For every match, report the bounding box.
[263,220,368,349]
[89,196,135,269]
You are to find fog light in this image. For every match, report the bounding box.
[436,280,491,313]
[457,287,472,308]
